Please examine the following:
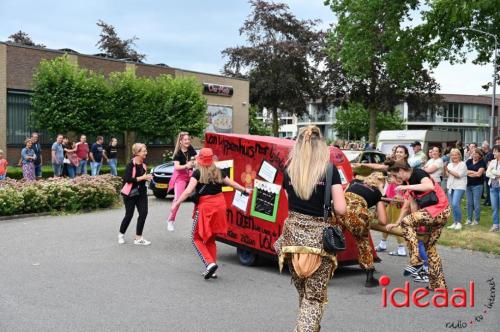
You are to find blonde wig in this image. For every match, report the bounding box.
[287,126,330,200]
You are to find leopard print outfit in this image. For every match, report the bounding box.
[401,206,451,290]
[336,192,374,270]
[274,211,337,332]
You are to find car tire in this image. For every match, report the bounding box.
[153,190,167,199]
[237,248,258,266]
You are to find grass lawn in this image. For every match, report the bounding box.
[439,201,500,255]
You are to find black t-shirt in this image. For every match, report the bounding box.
[283,164,342,217]
[106,145,118,159]
[346,179,382,208]
[174,146,197,166]
[466,159,487,187]
[123,160,147,195]
[192,169,228,196]
[407,168,431,193]
[91,143,104,163]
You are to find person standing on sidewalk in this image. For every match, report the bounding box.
[166,132,197,232]
[75,135,89,175]
[118,143,153,246]
[486,145,500,232]
[105,138,119,176]
[51,134,64,177]
[90,136,107,176]
[274,126,346,332]
[445,149,467,230]
[482,141,494,206]
[465,149,486,226]
[21,138,37,181]
[31,132,43,179]
[170,148,250,279]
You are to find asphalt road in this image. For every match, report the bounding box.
[0,196,499,332]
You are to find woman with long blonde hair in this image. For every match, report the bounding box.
[275,126,346,332]
[337,172,387,287]
[171,148,251,279]
[166,132,197,231]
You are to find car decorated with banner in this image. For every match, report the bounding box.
[204,133,379,266]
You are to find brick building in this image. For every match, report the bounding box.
[0,42,249,164]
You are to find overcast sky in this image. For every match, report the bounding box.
[0,0,494,95]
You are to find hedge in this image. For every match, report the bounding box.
[5,165,127,180]
[0,175,123,216]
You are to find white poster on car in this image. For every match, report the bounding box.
[206,105,233,133]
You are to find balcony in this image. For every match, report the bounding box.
[298,113,335,124]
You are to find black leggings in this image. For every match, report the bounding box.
[120,194,148,236]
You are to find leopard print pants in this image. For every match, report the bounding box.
[289,256,334,332]
[337,192,374,270]
[401,206,451,290]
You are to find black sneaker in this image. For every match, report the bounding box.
[413,271,429,283]
[403,264,423,277]
[202,263,218,280]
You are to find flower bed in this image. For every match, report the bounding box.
[0,175,123,216]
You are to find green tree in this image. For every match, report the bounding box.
[248,105,271,136]
[422,0,500,90]
[96,20,146,62]
[8,30,45,47]
[31,55,111,137]
[325,0,438,142]
[222,0,324,136]
[333,103,404,140]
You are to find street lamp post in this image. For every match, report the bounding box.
[457,27,498,146]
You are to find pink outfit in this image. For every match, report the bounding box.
[167,168,191,222]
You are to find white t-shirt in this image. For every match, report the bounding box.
[446,161,467,190]
[424,158,444,182]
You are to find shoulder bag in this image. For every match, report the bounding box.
[323,164,346,254]
[410,178,438,209]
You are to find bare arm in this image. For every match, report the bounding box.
[332,184,346,215]
[396,177,434,192]
[172,177,198,210]
[223,177,252,194]
[173,160,192,171]
[376,201,388,225]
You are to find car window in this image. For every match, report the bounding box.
[372,154,384,164]
[360,153,371,163]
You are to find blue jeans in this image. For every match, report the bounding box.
[91,161,102,176]
[52,163,63,177]
[78,160,87,175]
[108,158,118,176]
[67,165,77,179]
[490,186,500,226]
[34,164,42,178]
[447,189,465,223]
[418,240,428,268]
[466,184,483,221]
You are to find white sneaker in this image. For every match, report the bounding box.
[118,233,125,244]
[471,220,479,226]
[167,221,175,232]
[397,246,407,256]
[454,223,462,230]
[447,223,457,229]
[489,225,499,232]
[465,220,472,225]
[134,237,151,246]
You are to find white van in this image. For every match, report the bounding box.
[376,130,461,156]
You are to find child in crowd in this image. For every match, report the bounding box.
[0,149,7,180]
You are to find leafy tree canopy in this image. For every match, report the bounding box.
[8,30,45,47]
[96,20,146,62]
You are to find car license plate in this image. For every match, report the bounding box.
[156,183,168,189]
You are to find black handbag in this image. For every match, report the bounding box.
[190,184,207,204]
[323,164,346,254]
[128,187,140,197]
[415,191,438,208]
[412,179,438,208]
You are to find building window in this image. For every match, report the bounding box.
[7,92,52,145]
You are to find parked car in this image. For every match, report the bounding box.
[149,162,174,198]
[342,150,387,176]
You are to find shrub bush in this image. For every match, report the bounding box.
[0,174,122,216]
